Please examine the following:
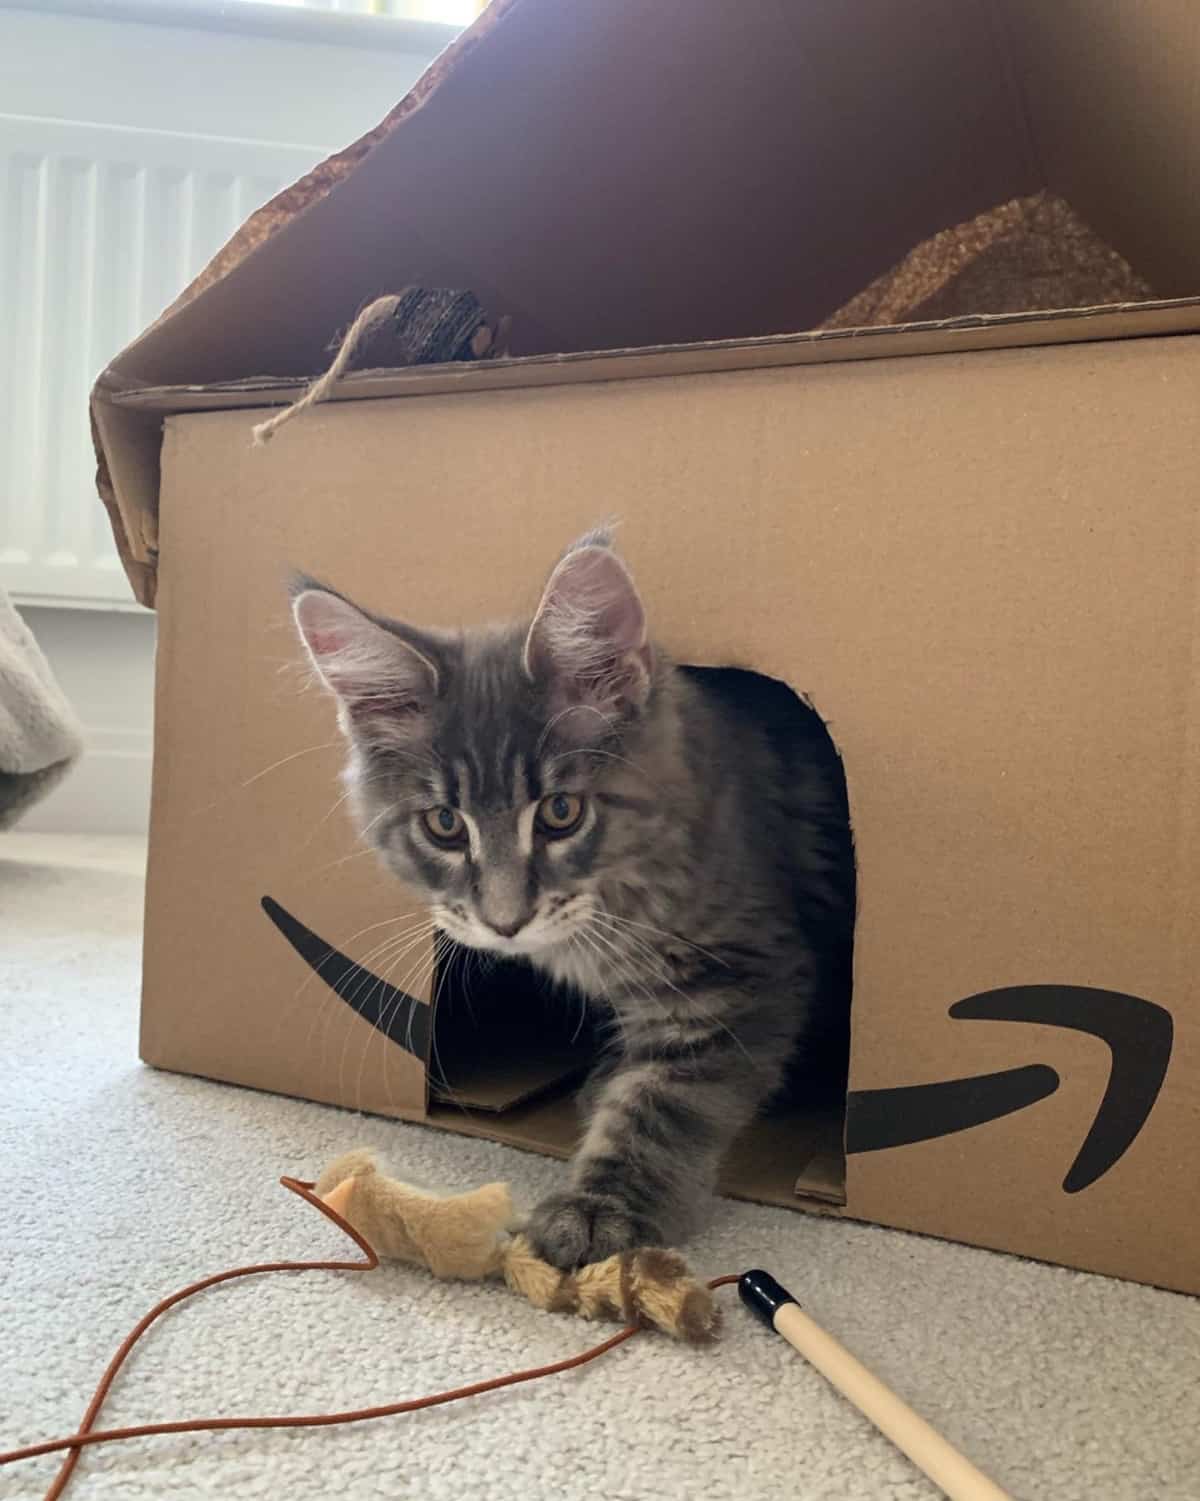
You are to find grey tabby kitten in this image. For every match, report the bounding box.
[292,532,852,1270]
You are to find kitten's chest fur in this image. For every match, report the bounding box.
[532,907,686,1016]
[537,942,611,1001]
[533,931,720,1063]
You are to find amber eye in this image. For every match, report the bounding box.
[422,806,466,846]
[537,792,586,836]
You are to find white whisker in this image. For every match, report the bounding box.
[535,702,617,756]
[353,922,438,1111]
[592,909,730,967]
[583,917,757,1070]
[547,745,661,792]
[339,922,436,1109]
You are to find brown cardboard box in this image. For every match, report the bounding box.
[92,0,1200,1294]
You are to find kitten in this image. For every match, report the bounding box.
[291,532,853,1269]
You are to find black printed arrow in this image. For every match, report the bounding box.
[845,1064,1061,1154]
[848,986,1172,1191]
[261,895,431,1060]
[948,986,1173,1192]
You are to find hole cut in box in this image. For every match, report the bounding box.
[427,664,857,1209]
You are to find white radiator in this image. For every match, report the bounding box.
[0,111,325,608]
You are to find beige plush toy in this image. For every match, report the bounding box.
[313,1150,721,1343]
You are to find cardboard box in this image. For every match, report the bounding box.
[92,0,1200,1294]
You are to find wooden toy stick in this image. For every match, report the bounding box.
[739,1271,1014,1501]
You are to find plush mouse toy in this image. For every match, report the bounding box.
[314,1150,721,1343]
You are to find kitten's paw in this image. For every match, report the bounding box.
[526,1191,660,1270]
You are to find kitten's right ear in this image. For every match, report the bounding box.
[291,582,439,736]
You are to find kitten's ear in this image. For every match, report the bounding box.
[523,541,652,729]
[291,584,439,737]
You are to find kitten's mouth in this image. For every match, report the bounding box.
[434,903,587,959]
[453,924,570,959]
[478,930,558,957]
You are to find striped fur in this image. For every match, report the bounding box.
[292,536,854,1269]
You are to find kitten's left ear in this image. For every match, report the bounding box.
[523,541,652,729]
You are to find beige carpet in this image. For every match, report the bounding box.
[2,834,1197,1500]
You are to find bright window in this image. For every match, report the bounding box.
[249,1,482,22]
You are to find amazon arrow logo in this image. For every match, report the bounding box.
[847,984,1173,1191]
[263,897,1173,1193]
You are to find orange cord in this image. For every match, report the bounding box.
[0,1176,738,1500]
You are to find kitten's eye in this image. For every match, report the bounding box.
[422,806,466,846]
[537,792,586,836]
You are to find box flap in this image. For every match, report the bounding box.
[91,0,1200,604]
[99,0,1040,387]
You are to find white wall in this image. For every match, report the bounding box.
[20,606,156,835]
[0,3,454,147]
[2,0,449,833]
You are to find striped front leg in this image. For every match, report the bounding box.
[527,1039,772,1269]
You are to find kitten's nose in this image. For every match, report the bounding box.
[487,915,529,939]
[477,869,533,939]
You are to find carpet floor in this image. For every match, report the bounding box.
[2,834,1197,1500]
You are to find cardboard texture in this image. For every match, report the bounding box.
[97,0,1200,1293]
[820,192,1156,330]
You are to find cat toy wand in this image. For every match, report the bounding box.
[739,1271,1014,1501]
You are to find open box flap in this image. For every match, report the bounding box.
[92,0,1200,606]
